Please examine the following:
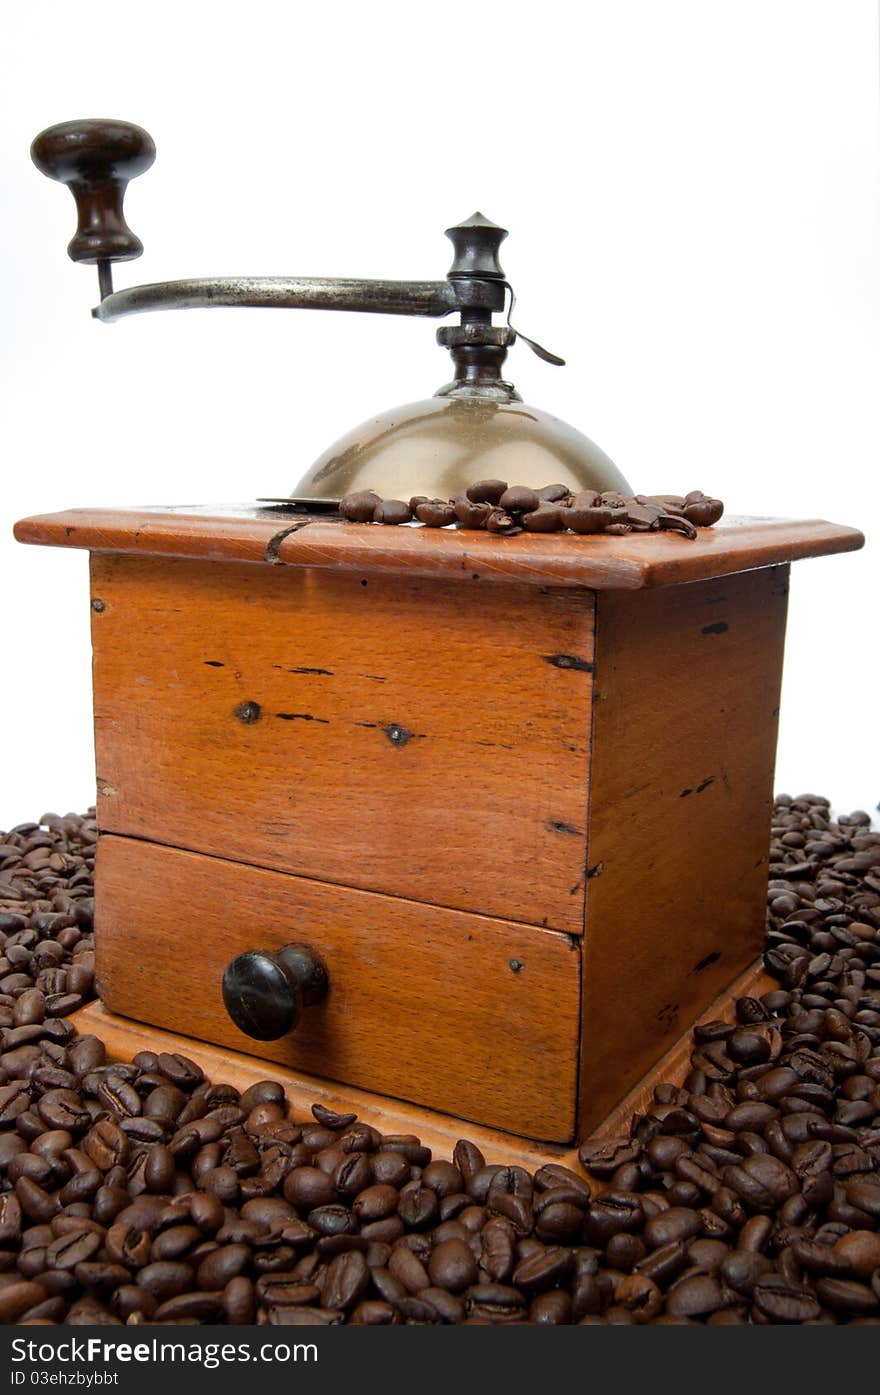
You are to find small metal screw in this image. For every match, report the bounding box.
[234,700,262,724]
[91,598,106,612]
[509,958,524,973]
[384,723,412,747]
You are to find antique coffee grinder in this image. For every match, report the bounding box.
[16,119,863,1151]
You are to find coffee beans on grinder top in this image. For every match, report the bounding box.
[340,484,724,538]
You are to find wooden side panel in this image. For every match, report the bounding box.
[95,836,581,1142]
[89,555,594,933]
[578,566,789,1132]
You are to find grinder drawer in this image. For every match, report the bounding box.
[95,835,581,1142]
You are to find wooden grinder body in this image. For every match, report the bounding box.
[14,507,863,1144]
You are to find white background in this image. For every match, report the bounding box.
[0,0,877,828]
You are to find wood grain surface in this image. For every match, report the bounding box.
[89,554,595,932]
[14,505,863,590]
[95,835,582,1141]
[74,960,771,1176]
[578,566,789,1131]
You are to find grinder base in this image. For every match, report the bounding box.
[72,959,772,1181]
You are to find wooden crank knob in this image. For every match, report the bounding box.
[31,118,156,265]
[222,943,329,1041]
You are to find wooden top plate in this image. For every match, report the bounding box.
[14,504,863,590]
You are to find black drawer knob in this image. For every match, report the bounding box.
[222,943,329,1041]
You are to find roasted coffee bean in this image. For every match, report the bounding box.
[498,485,540,514]
[536,484,571,503]
[372,500,410,526]
[397,1183,439,1230]
[452,496,491,529]
[307,1205,356,1237]
[221,1274,255,1324]
[135,1261,196,1302]
[452,1140,484,1183]
[583,1192,644,1245]
[722,1154,798,1210]
[284,1165,337,1209]
[578,1137,640,1177]
[465,480,507,504]
[334,1152,372,1196]
[720,1250,773,1294]
[479,1216,516,1283]
[151,1224,202,1262]
[834,1229,880,1277]
[45,1229,102,1270]
[683,493,724,527]
[352,1184,399,1223]
[340,490,381,522]
[644,1207,703,1249]
[320,1250,369,1310]
[414,500,456,528]
[666,1273,726,1318]
[513,1246,573,1292]
[523,504,564,533]
[535,1200,584,1242]
[350,1299,398,1325]
[466,1282,527,1323]
[388,1245,429,1295]
[370,1149,412,1188]
[427,1238,478,1292]
[188,1192,225,1235]
[614,1273,662,1322]
[845,1177,880,1216]
[197,1244,250,1289]
[752,1275,821,1323]
[0,1281,50,1323]
[563,504,614,535]
[83,1119,129,1171]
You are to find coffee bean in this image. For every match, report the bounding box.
[465,480,507,505]
[197,1243,250,1289]
[752,1275,821,1323]
[466,1282,527,1323]
[0,1280,49,1323]
[644,1207,703,1248]
[135,1261,195,1302]
[157,1053,203,1090]
[583,1192,643,1245]
[339,490,381,522]
[719,1250,773,1294]
[372,500,411,526]
[614,1274,662,1322]
[834,1229,880,1277]
[578,1137,640,1177]
[666,1273,726,1318]
[350,1299,398,1325]
[722,1154,798,1210]
[815,1277,879,1314]
[414,500,457,528]
[284,1165,337,1210]
[513,1245,573,1292]
[845,1177,880,1216]
[352,1184,398,1223]
[427,1238,478,1292]
[397,1183,439,1230]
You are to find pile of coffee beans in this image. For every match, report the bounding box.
[340,484,724,538]
[0,813,95,1023]
[2,796,880,1325]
